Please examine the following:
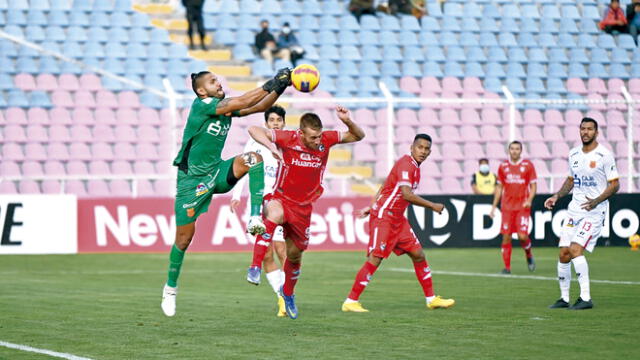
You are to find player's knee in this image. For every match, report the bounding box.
[568,246,583,259]
[558,248,571,263]
[409,252,425,263]
[175,231,194,250]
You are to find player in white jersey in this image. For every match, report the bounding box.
[544,117,619,310]
[230,105,287,317]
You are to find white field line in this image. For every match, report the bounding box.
[0,341,94,360]
[388,268,640,285]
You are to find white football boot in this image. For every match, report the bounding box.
[247,216,266,235]
[161,284,177,317]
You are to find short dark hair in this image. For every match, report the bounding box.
[479,158,489,164]
[581,117,598,130]
[190,71,210,94]
[509,140,522,149]
[414,133,432,144]
[265,105,286,122]
[300,113,322,130]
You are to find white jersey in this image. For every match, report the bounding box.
[231,137,279,201]
[567,144,619,215]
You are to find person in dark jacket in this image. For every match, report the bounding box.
[277,22,304,66]
[182,0,207,50]
[255,20,291,64]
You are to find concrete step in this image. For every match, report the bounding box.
[133,3,174,14]
[350,183,379,196]
[188,49,232,61]
[208,65,251,77]
[328,165,373,178]
[329,148,352,162]
[150,18,188,30]
[168,33,213,46]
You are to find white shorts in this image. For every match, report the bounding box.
[559,209,606,253]
[273,225,285,242]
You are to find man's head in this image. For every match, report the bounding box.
[260,20,269,30]
[411,134,432,164]
[611,0,620,9]
[478,158,490,174]
[299,113,323,150]
[508,141,523,162]
[635,3,640,11]
[191,71,225,99]
[282,22,291,35]
[580,117,599,146]
[264,105,286,130]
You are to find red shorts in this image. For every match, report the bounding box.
[266,193,312,251]
[367,212,422,259]
[500,208,531,235]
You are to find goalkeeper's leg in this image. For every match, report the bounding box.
[162,223,195,317]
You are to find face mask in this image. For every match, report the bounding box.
[282,27,290,34]
[479,164,490,174]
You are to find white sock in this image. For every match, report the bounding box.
[266,270,282,295]
[426,295,435,304]
[571,256,591,301]
[345,298,358,303]
[557,261,571,303]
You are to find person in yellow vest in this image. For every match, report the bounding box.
[471,158,496,194]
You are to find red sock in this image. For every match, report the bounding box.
[501,242,512,271]
[347,261,379,301]
[413,260,434,297]
[282,258,301,296]
[520,236,533,259]
[250,218,278,268]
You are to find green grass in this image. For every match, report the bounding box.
[1,248,638,360]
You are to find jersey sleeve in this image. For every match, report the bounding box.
[395,159,414,187]
[496,165,505,185]
[271,129,292,148]
[323,130,341,148]
[528,162,538,183]
[603,152,620,181]
[198,97,221,116]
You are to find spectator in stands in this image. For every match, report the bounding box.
[277,22,305,66]
[182,0,207,51]
[471,158,497,195]
[349,0,376,23]
[255,20,291,65]
[599,0,628,35]
[626,0,640,24]
[628,2,640,44]
[386,0,427,21]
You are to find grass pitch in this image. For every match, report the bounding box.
[0,247,638,360]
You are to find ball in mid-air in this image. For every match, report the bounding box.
[291,64,320,93]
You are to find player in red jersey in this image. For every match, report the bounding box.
[245,106,365,319]
[490,141,537,274]
[342,134,455,313]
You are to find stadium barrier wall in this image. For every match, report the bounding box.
[410,194,640,248]
[0,195,77,254]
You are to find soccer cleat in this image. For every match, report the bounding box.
[280,288,298,319]
[501,268,511,274]
[568,297,593,310]
[246,266,261,285]
[527,257,536,272]
[247,216,266,235]
[341,301,369,313]
[427,296,455,310]
[277,295,287,317]
[161,284,177,317]
[548,298,570,309]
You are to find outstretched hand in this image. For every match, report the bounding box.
[544,195,558,210]
[581,196,599,211]
[356,206,371,218]
[336,105,351,122]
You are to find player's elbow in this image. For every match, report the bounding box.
[612,179,620,193]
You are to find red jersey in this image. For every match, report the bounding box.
[372,155,420,218]
[497,159,537,211]
[271,129,341,205]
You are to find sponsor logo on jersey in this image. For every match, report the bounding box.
[291,157,322,168]
[567,218,574,227]
[572,160,579,168]
[182,201,198,209]
[196,183,208,196]
[300,153,321,161]
[380,243,386,251]
[263,233,271,240]
[305,227,310,239]
[573,174,597,187]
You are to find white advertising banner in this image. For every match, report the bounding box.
[0,195,77,254]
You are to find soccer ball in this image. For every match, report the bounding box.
[291,64,320,93]
[629,234,640,251]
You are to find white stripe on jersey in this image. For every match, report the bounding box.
[377,184,401,218]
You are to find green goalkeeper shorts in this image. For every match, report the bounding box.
[174,158,238,226]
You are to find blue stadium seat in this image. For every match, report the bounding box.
[398,31,418,46]
[577,34,595,48]
[582,6,600,20]
[502,4,521,18]
[84,42,105,59]
[104,57,126,75]
[358,45,377,61]
[140,93,164,109]
[380,76,400,93]
[238,0,258,14]
[442,18,461,32]
[336,30,356,45]
[421,17,439,32]
[631,63,640,78]
[516,32,536,47]
[282,0,302,15]
[65,26,87,42]
[541,5,561,19]
[126,43,147,59]
[461,18,480,33]
[146,58,166,75]
[549,48,569,63]
[444,62,464,77]
[69,10,89,26]
[538,33,557,47]
[217,15,237,29]
[114,0,132,12]
[17,44,38,58]
[505,77,525,94]
[422,61,443,77]
[131,12,152,28]
[338,60,359,76]
[547,62,567,79]
[485,62,506,78]
[611,48,631,64]
[338,76,357,93]
[360,31,378,46]
[318,60,338,77]
[500,18,519,34]
[610,64,629,79]
[236,30,254,44]
[506,62,526,78]
[579,19,599,34]
[8,90,29,108]
[459,32,479,47]
[521,4,540,18]
[569,48,589,64]
[482,4,500,19]
[465,62,485,78]
[466,46,487,63]
[380,31,400,46]
[0,74,13,90]
[358,76,380,93]
[39,56,61,74]
[568,63,587,78]
[251,60,273,77]
[499,33,517,47]
[25,25,46,42]
[129,28,150,43]
[487,47,507,62]
[596,34,616,50]
[302,0,322,15]
[381,15,401,31]
[444,2,463,16]
[61,41,83,58]
[72,0,92,11]
[528,48,548,63]
[381,61,400,78]
[4,25,24,38]
[402,61,422,77]
[105,41,127,58]
[479,32,498,47]
[539,18,558,34]
[41,41,61,54]
[233,44,254,61]
[319,15,339,31]
[297,30,317,46]
[167,43,188,59]
[427,2,443,17]
[618,35,637,50]
[425,45,445,62]
[89,10,111,27]
[420,32,439,46]
[0,57,16,74]
[447,46,465,62]
[566,93,588,110]
[588,63,608,78]
[527,61,546,79]
[463,3,482,19]
[480,17,499,32]
[94,0,114,12]
[215,30,235,45]
[274,58,293,70]
[303,46,320,61]
[100,76,122,91]
[404,46,424,63]
[483,77,502,93]
[109,27,130,43]
[590,48,610,64]
[547,78,567,94]
[559,18,578,34]
[31,0,50,10]
[400,15,420,31]
[440,31,459,46]
[0,40,17,58]
[338,15,360,31]
[383,45,403,61]
[361,15,379,31]
[88,27,109,43]
[360,60,380,77]
[318,45,340,60]
[27,9,48,26]
[525,77,546,93]
[318,76,336,93]
[7,9,26,25]
[29,91,52,108]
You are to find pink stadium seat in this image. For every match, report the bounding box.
[110,180,133,196]
[607,78,624,94]
[112,160,133,174]
[69,125,93,142]
[461,91,483,110]
[523,109,544,125]
[49,108,72,125]
[114,143,137,161]
[357,125,375,143]
[460,125,481,141]
[118,91,141,108]
[0,161,21,176]
[551,141,571,156]
[617,159,629,175]
[133,161,155,174]
[59,74,80,91]
[154,161,172,174]
[523,125,544,142]
[90,142,114,161]
[614,142,627,157]
[375,160,389,178]
[399,76,420,94]
[19,180,41,194]
[114,125,137,142]
[564,109,583,127]
[587,94,607,111]
[426,142,441,160]
[396,125,416,140]
[137,125,160,142]
[0,110,5,124]
[480,125,502,141]
[629,78,640,95]
[66,160,88,175]
[607,126,626,141]
[480,108,502,124]
[4,125,27,142]
[44,160,66,175]
[462,159,477,175]
[0,181,18,194]
[532,159,550,176]
[536,177,550,193]
[352,143,377,161]
[483,92,504,109]
[421,77,441,93]
[463,142,484,160]
[439,176,464,194]
[423,160,441,177]
[441,159,464,177]
[543,125,563,139]
[567,78,587,94]
[419,90,439,106]
[396,108,419,126]
[442,77,463,94]
[24,143,47,161]
[441,91,461,109]
[79,74,102,91]
[439,125,462,141]
[501,125,523,140]
[463,77,484,93]
[27,108,50,125]
[14,73,36,91]
[440,109,460,124]
[94,108,116,124]
[51,90,74,108]
[47,143,70,161]
[606,110,626,126]
[587,78,607,94]
[585,110,606,126]
[417,108,439,125]
[116,109,138,124]
[417,177,441,195]
[154,179,175,196]
[26,124,48,142]
[486,142,505,160]
[135,179,156,197]
[65,180,87,197]
[36,74,59,91]
[529,142,552,159]
[89,160,111,175]
[87,179,110,197]
[75,91,96,108]
[139,107,161,125]
[69,143,92,161]
[42,180,62,194]
[352,108,377,126]
[95,90,119,109]
[543,110,564,125]
[135,143,159,161]
[608,94,627,111]
[93,124,115,142]
[6,107,27,124]
[550,159,567,174]
[460,109,481,124]
[70,108,95,125]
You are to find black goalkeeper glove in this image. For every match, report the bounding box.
[262,78,277,93]
[274,67,292,86]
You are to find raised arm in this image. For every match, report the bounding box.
[232,91,280,118]
[248,126,282,161]
[216,68,291,116]
[335,106,365,144]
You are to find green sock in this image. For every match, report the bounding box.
[167,244,185,288]
[248,162,265,216]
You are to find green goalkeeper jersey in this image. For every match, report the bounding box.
[173,97,232,176]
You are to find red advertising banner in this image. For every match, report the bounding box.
[77,197,372,253]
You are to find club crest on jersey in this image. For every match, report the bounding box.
[305,227,310,239]
[318,144,325,152]
[196,183,208,196]
[566,218,575,227]
[262,233,271,240]
[187,208,195,217]
[520,166,525,172]
[590,161,596,168]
